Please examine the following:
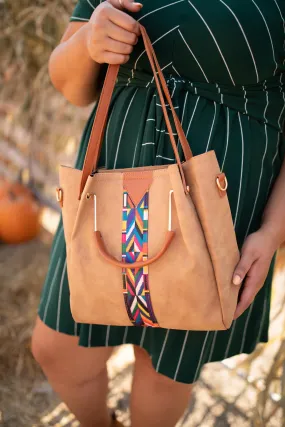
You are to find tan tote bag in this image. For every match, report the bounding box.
[56,25,241,331]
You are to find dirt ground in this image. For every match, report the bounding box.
[1,223,285,427]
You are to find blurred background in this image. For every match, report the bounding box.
[1,1,285,426]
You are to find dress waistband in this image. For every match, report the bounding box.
[115,69,285,133]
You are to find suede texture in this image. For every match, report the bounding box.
[59,151,240,331]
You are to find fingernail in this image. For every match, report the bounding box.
[135,2,143,8]
[233,275,242,286]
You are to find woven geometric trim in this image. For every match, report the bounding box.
[122,191,159,328]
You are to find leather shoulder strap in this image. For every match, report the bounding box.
[79,64,119,199]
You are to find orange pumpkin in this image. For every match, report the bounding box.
[0,178,34,200]
[0,189,41,244]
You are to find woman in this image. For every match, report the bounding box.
[32,1,285,426]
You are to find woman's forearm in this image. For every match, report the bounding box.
[49,23,101,106]
[261,154,285,249]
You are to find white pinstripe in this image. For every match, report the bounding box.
[186,96,200,138]
[70,16,89,21]
[205,102,217,152]
[131,130,141,168]
[86,0,95,10]
[113,89,138,168]
[122,326,129,344]
[132,87,151,167]
[178,30,209,83]
[193,331,210,382]
[245,120,269,236]
[43,258,61,323]
[170,76,177,99]
[188,81,197,95]
[139,327,147,347]
[88,324,93,347]
[278,91,285,129]
[156,329,170,372]
[215,83,224,105]
[105,325,111,346]
[250,0,278,75]
[221,107,230,171]
[138,0,185,22]
[218,0,259,82]
[177,91,189,153]
[149,61,173,85]
[233,112,244,227]
[105,107,115,167]
[156,103,179,109]
[268,133,280,192]
[242,86,249,115]
[156,154,175,162]
[254,293,268,346]
[48,227,64,266]
[207,331,218,363]
[240,302,255,354]
[142,142,155,146]
[263,80,269,124]
[56,259,67,332]
[224,324,236,359]
[156,128,178,136]
[74,322,78,336]
[133,26,180,71]
[187,0,235,85]
[172,64,181,77]
[174,331,190,380]
[273,0,284,21]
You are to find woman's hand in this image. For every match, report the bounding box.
[86,0,142,65]
[232,227,279,320]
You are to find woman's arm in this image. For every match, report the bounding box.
[232,153,285,319]
[261,155,285,246]
[49,0,142,106]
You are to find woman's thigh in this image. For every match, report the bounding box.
[32,317,114,383]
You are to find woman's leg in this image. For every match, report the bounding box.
[130,346,194,427]
[32,317,113,427]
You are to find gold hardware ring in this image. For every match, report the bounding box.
[216,176,228,192]
[56,187,63,202]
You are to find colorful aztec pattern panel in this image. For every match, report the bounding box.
[122,191,159,328]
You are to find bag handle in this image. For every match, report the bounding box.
[79,24,193,199]
[95,230,175,268]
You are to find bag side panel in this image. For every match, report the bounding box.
[68,173,132,325]
[148,166,225,330]
[184,152,241,329]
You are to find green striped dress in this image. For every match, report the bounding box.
[39,0,285,384]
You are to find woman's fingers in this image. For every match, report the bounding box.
[106,20,138,45]
[105,37,134,55]
[232,242,257,286]
[107,0,143,13]
[107,5,140,35]
[87,2,140,64]
[102,51,130,64]
[233,260,267,319]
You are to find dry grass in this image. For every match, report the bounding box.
[0,0,91,197]
[0,232,57,426]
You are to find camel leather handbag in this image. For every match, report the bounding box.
[56,25,241,331]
